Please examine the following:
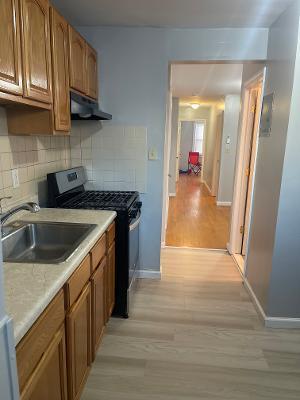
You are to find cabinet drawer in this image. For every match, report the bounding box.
[90,234,106,272]
[16,289,65,392]
[107,222,115,249]
[66,255,91,308]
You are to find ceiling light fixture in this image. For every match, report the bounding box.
[190,103,200,110]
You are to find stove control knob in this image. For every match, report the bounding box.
[136,201,142,209]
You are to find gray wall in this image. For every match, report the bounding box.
[179,121,194,171]
[246,3,300,315]
[77,26,268,271]
[218,95,241,203]
[168,97,179,194]
[268,22,300,318]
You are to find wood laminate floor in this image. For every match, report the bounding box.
[166,174,231,249]
[82,249,300,400]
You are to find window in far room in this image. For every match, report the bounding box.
[192,122,204,154]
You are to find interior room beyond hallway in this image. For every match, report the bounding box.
[166,175,231,249]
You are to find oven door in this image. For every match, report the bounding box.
[128,210,141,290]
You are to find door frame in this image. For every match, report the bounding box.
[228,68,266,274]
[211,111,224,197]
[179,119,207,180]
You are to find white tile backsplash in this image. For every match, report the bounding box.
[0,107,71,210]
[70,122,148,193]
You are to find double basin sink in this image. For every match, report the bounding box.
[2,221,96,264]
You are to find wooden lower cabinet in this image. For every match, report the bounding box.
[66,282,92,400]
[20,326,68,400]
[91,257,106,360]
[107,241,116,319]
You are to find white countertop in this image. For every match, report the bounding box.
[3,208,116,345]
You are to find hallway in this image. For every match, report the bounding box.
[82,248,300,399]
[166,175,231,249]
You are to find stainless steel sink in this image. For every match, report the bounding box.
[2,221,96,264]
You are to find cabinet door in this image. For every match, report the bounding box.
[91,257,106,360]
[0,0,23,95]
[108,242,116,318]
[20,0,52,103]
[86,44,98,100]
[50,7,70,132]
[69,26,86,94]
[66,283,91,400]
[21,326,68,400]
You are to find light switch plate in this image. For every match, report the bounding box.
[12,169,19,188]
[148,147,158,161]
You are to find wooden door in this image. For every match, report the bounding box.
[66,283,92,400]
[21,326,68,400]
[107,242,115,318]
[86,44,98,99]
[50,7,70,132]
[20,0,52,103]
[0,0,23,95]
[241,86,263,255]
[91,257,106,360]
[69,26,86,94]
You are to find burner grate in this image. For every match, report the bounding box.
[63,190,137,210]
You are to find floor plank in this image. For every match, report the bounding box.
[81,248,300,400]
[166,175,231,249]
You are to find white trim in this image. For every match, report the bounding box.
[169,193,176,197]
[136,270,161,279]
[232,253,245,275]
[203,180,212,195]
[163,245,228,253]
[243,278,300,329]
[217,201,231,207]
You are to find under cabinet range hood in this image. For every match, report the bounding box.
[70,91,112,121]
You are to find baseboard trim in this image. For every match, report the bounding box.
[136,270,161,279]
[217,201,232,207]
[169,193,176,197]
[244,278,300,328]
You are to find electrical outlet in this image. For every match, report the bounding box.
[12,169,19,188]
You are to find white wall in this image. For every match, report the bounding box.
[217,95,241,204]
[168,98,179,195]
[77,26,268,272]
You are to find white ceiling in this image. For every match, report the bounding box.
[52,0,293,28]
[171,64,243,101]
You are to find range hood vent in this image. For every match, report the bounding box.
[70,91,112,121]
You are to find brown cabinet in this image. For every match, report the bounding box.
[107,241,116,319]
[69,26,87,94]
[20,0,52,104]
[50,7,70,132]
[86,44,98,100]
[20,326,68,400]
[66,283,92,400]
[91,257,106,360]
[0,0,23,95]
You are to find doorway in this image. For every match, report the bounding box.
[230,70,265,273]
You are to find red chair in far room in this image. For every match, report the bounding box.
[188,152,202,175]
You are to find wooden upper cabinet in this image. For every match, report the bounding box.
[69,26,87,94]
[50,7,70,132]
[0,0,23,95]
[20,0,52,104]
[86,44,98,100]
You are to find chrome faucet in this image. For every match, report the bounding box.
[0,201,40,227]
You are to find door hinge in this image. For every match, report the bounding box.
[240,225,244,234]
[245,167,250,177]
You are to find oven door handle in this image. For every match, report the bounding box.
[129,211,141,231]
